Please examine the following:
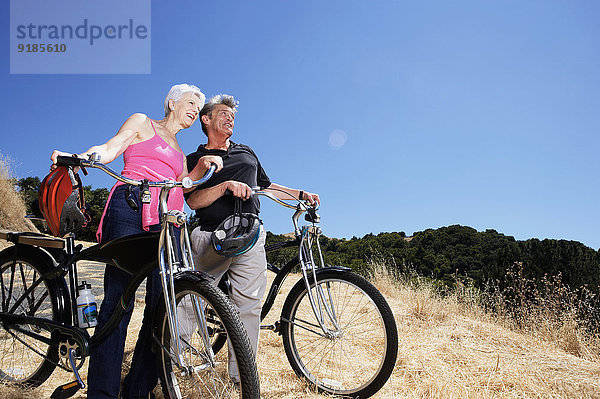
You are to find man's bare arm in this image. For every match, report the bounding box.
[265,183,320,206]
[186,180,253,210]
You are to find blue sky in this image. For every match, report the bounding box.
[2,1,600,249]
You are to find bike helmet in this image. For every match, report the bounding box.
[211,199,261,257]
[38,166,90,237]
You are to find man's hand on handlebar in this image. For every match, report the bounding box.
[186,155,223,183]
[301,191,320,207]
[199,155,223,173]
[224,181,253,200]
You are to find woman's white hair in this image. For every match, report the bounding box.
[164,84,206,116]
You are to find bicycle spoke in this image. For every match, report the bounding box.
[0,266,7,312]
[287,317,330,338]
[7,262,16,311]
[6,328,51,365]
[19,263,30,309]
[159,281,258,398]
[282,272,397,397]
[0,256,58,386]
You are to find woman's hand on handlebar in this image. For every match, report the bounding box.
[50,150,83,171]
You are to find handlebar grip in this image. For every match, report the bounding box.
[56,156,83,167]
[225,186,260,197]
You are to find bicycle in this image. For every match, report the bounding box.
[0,155,260,399]
[211,189,398,398]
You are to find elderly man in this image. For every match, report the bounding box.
[185,94,319,380]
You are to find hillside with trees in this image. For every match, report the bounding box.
[266,226,600,333]
[267,225,600,294]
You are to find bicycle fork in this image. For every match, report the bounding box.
[299,227,342,338]
[157,208,216,373]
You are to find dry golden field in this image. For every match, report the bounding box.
[0,264,599,399]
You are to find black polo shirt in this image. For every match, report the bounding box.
[185,141,271,231]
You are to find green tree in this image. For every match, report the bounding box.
[78,185,109,242]
[16,176,42,215]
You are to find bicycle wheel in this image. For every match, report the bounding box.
[281,269,398,398]
[208,277,230,355]
[156,277,260,399]
[0,246,67,387]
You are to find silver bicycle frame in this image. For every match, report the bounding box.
[156,184,216,371]
[83,159,218,372]
[256,191,341,336]
[298,226,341,335]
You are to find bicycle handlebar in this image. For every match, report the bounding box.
[223,187,318,211]
[253,190,304,210]
[56,155,216,189]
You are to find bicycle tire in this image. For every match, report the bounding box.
[208,278,230,355]
[208,307,229,355]
[155,277,260,399]
[0,246,68,387]
[281,270,398,398]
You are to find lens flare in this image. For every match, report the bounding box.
[329,129,347,149]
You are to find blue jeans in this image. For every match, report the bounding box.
[88,185,162,399]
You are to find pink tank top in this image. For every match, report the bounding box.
[96,121,185,242]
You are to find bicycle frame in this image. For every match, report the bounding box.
[217,189,397,398]
[253,192,347,336]
[83,159,218,374]
[0,158,219,386]
[155,183,216,371]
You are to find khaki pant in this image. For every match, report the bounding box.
[190,227,267,381]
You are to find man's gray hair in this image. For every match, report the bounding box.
[164,84,206,116]
[199,94,239,135]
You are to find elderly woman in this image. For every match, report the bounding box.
[51,84,222,399]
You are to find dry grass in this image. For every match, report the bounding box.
[2,263,599,399]
[0,153,37,250]
[377,264,600,399]
[481,262,600,364]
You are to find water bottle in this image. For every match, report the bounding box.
[76,281,98,328]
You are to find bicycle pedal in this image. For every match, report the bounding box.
[260,320,280,333]
[50,380,82,399]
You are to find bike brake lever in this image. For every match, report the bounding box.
[80,152,101,176]
[71,154,88,176]
[305,207,320,223]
